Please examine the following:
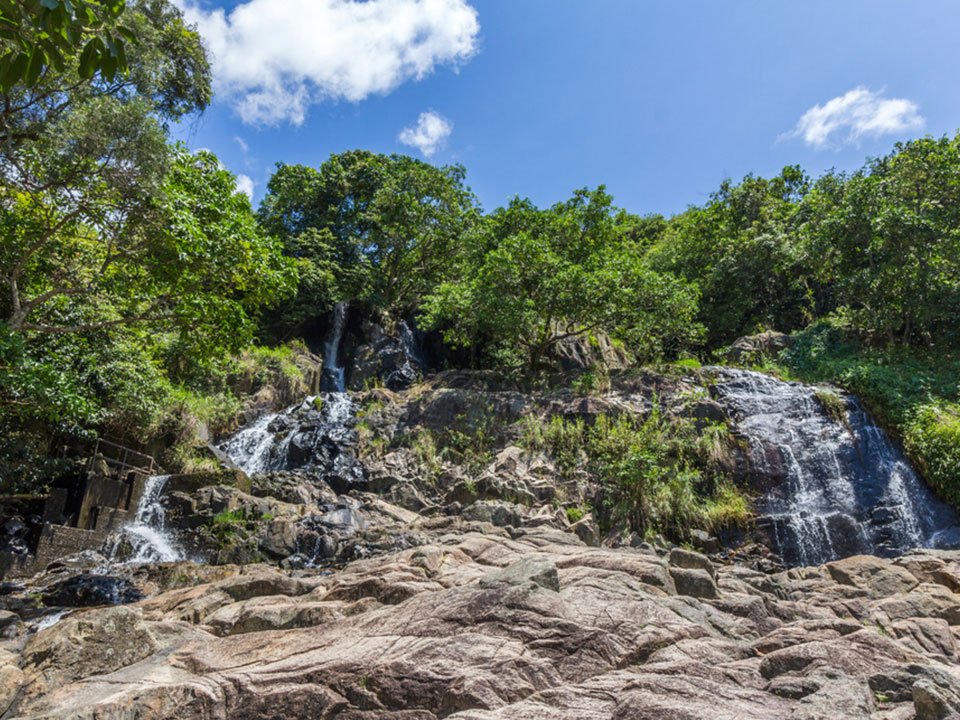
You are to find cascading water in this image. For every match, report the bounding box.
[709,368,960,565]
[399,319,425,369]
[321,302,349,393]
[217,303,365,491]
[217,396,316,475]
[109,475,183,563]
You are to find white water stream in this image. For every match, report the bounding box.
[107,474,183,563]
[711,368,959,565]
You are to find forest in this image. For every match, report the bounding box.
[2,0,959,516]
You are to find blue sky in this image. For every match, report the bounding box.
[171,0,960,217]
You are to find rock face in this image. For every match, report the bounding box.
[8,367,960,718]
[6,529,960,719]
[709,367,960,565]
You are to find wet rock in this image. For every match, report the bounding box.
[385,360,419,390]
[41,573,143,607]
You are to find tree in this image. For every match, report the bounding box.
[257,150,478,335]
[0,0,227,339]
[649,166,817,347]
[420,187,702,368]
[805,134,960,347]
[0,0,137,91]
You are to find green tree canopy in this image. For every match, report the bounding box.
[0,0,223,338]
[420,187,702,368]
[648,166,818,347]
[0,0,137,91]
[257,150,479,336]
[804,134,960,347]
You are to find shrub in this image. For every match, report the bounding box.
[565,506,584,524]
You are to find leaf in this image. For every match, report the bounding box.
[116,25,137,44]
[100,50,116,81]
[77,39,98,78]
[24,48,45,86]
[1,52,28,88]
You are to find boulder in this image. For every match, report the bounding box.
[18,605,157,702]
[460,500,524,528]
[670,566,719,598]
[478,557,560,592]
[670,547,717,578]
[725,331,795,363]
[826,555,919,598]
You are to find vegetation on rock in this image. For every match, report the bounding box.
[2,1,960,520]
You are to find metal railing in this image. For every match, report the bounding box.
[86,438,156,477]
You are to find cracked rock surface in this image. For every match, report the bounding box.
[5,518,960,719]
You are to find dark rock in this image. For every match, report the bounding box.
[460,500,524,527]
[41,574,143,607]
[689,528,721,554]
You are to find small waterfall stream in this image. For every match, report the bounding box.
[321,302,349,393]
[710,368,960,565]
[108,474,183,563]
[217,303,364,490]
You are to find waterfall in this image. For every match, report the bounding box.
[399,319,425,368]
[321,302,348,392]
[218,397,314,475]
[709,368,960,565]
[217,302,365,491]
[109,475,183,564]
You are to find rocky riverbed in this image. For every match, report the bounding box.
[4,521,960,719]
[3,366,960,718]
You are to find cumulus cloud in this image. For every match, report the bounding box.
[784,86,925,150]
[236,174,255,200]
[178,0,480,126]
[398,110,452,157]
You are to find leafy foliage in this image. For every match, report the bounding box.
[649,166,818,347]
[0,0,137,91]
[803,135,960,347]
[420,187,702,368]
[257,150,478,335]
[521,407,749,540]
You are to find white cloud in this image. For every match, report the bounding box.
[784,86,925,150]
[233,136,249,153]
[178,0,480,126]
[398,110,452,157]
[236,174,255,200]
